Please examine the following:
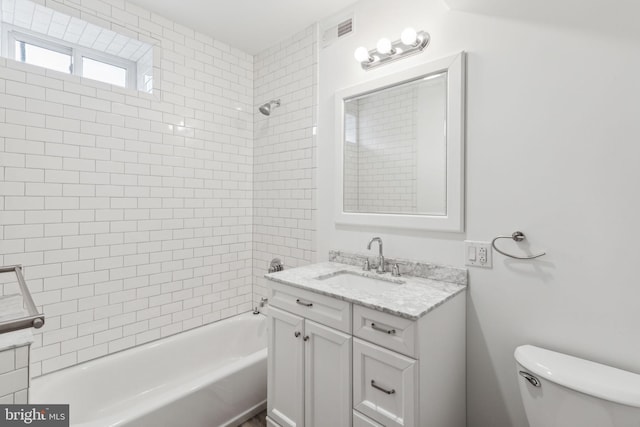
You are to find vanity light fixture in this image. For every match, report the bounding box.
[353,46,373,63]
[376,38,395,55]
[354,27,430,71]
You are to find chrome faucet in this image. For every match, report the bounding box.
[367,237,385,274]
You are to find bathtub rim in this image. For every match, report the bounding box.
[31,310,265,379]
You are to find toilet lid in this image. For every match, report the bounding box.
[515,345,640,408]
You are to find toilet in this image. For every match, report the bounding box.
[515,345,640,427]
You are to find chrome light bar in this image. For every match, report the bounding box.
[355,30,430,71]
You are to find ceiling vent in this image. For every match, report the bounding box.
[321,13,354,48]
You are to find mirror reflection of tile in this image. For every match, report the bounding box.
[343,72,447,215]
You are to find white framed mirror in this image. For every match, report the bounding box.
[334,52,466,232]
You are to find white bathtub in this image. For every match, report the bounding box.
[30,312,267,427]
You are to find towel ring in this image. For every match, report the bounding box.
[491,231,546,260]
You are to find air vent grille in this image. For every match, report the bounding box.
[321,12,354,48]
[337,19,353,37]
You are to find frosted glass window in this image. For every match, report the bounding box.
[82,57,127,88]
[15,41,71,74]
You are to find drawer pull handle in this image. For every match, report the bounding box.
[296,299,313,307]
[371,380,395,395]
[371,323,396,335]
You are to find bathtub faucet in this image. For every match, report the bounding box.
[253,298,269,314]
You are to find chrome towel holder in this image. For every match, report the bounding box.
[491,231,546,260]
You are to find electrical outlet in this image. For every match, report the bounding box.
[464,241,493,268]
[478,247,487,263]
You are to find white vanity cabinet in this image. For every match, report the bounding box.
[267,282,353,427]
[351,301,466,427]
[266,272,466,427]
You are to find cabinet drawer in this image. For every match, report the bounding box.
[353,338,417,427]
[266,416,280,427]
[353,410,384,427]
[353,304,417,358]
[269,281,351,333]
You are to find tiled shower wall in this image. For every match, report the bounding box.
[0,346,29,403]
[252,26,318,306]
[0,0,254,376]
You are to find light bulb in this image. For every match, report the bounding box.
[354,46,371,63]
[376,38,393,55]
[401,27,418,46]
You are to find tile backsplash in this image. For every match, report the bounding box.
[329,250,468,285]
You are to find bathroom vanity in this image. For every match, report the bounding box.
[264,251,467,427]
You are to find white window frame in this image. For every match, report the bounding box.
[4,26,137,89]
[8,29,73,72]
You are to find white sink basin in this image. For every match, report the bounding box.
[315,270,404,292]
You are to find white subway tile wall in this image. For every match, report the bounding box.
[0,346,29,403]
[0,0,254,376]
[252,26,318,306]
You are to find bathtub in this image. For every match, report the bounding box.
[30,312,267,427]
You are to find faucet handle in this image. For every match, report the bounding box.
[391,263,401,277]
[363,259,371,271]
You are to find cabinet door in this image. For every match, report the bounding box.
[268,306,305,427]
[304,319,352,427]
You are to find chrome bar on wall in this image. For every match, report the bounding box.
[0,265,45,335]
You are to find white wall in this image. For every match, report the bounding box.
[318,1,640,426]
[252,25,317,307]
[0,0,254,377]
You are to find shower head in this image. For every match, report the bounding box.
[259,99,281,116]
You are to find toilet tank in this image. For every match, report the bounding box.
[515,345,640,427]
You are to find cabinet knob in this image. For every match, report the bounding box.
[303,335,310,341]
[294,331,301,338]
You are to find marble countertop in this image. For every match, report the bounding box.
[265,261,466,320]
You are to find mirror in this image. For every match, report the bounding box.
[343,71,447,216]
[335,52,465,231]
